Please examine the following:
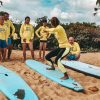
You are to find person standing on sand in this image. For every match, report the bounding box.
[67,37,80,60]
[0,15,8,62]
[35,19,50,61]
[20,16,34,62]
[4,12,15,61]
[44,17,71,80]
[13,32,18,49]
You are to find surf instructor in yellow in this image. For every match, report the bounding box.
[4,12,15,60]
[45,17,70,80]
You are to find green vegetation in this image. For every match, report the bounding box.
[0,11,100,52]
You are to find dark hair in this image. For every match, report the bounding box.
[42,19,47,23]
[4,12,9,15]
[51,17,60,27]
[25,16,30,20]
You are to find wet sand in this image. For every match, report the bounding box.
[0,50,100,100]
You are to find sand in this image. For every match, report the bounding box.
[0,50,100,100]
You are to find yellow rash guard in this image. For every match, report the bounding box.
[0,24,8,40]
[20,23,34,43]
[36,26,50,41]
[45,25,70,48]
[4,20,15,38]
[70,42,80,54]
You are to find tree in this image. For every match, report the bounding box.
[94,0,100,16]
[96,0,100,5]
[0,1,3,7]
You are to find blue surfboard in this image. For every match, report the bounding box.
[0,66,38,100]
[61,60,100,78]
[26,60,84,92]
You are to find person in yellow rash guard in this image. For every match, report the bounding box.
[45,17,71,80]
[67,37,80,60]
[36,19,50,61]
[20,16,34,62]
[4,12,15,60]
[0,15,8,62]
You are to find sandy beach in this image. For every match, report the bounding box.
[0,50,100,100]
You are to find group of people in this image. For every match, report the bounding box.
[0,12,80,79]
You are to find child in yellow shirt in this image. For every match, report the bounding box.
[0,15,8,62]
[20,16,34,62]
[36,19,50,61]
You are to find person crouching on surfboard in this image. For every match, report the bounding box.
[20,16,34,63]
[67,37,80,60]
[0,15,8,62]
[44,17,71,80]
[35,19,50,61]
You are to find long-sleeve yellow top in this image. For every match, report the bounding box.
[0,24,8,40]
[35,26,50,41]
[70,42,80,54]
[20,23,34,43]
[45,25,70,48]
[4,20,15,38]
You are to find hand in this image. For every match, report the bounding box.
[6,40,8,45]
[23,39,26,42]
[43,29,48,33]
[30,39,33,42]
[40,36,43,39]
[10,34,13,38]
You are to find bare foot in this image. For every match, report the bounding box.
[1,59,4,62]
[61,73,69,80]
[41,58,45,61]
[22,59,25,63]
[38,58,42,61]
[7,58,11,61]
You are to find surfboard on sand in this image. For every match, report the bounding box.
[26,60,84,92]
[0,65,38,100]
[61,60,100,78]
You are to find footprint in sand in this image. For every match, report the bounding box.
[88,86,99,92]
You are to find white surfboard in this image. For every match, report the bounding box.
[61,60,100,78]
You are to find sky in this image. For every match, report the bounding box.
[0,0,100,25]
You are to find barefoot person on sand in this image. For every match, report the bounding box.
[67,37,80,60]
[45,17,71,80]
[20,16,34,62]
[4,12,15,61]
[36,19,50,61]
[0,15,8,62]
